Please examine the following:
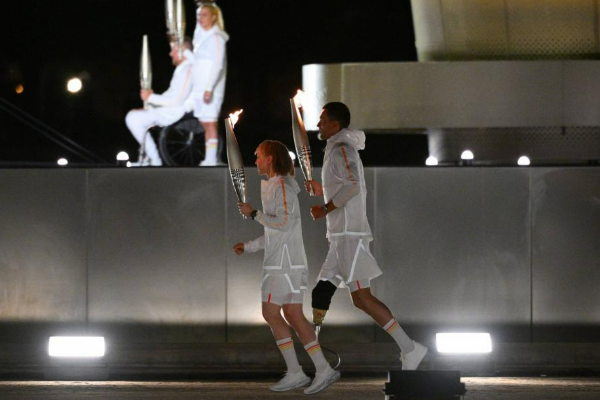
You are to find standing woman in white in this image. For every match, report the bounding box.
[192,2,228,166]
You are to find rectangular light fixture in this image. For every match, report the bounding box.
[48,336,105,358]
[436,333,492,354]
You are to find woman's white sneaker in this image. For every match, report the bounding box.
[269,369,311,392]
[303,365,341,395]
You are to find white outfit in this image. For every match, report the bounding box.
[192,24,228,122]
[318,129,383,287]
[244,175,309,305]
[125,49,195,165]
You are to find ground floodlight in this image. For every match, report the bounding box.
[460,150,474,160]
[425,156,438,166]
[289,151,297,161]
[67,78,83,93]
[48,336,105,358]
[57,158,68,166]
[518,156,530,166]
[116,151,129,161]
[436,333,492,354]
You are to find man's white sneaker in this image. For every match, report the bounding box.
[303,365,340,395]
[401,341,428,370]
[269,370,311,392]
[199,158,217,166]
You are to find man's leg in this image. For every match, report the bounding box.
[351,287,415,353]
[125,110,162,165]
[350,287,427,369]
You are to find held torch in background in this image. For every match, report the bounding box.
[290,90,314,195]
[140,35,152,110]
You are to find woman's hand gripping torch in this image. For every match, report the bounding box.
[225,110,247,219]
[290,90,316,195]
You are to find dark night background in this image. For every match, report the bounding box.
[0,0,425,167]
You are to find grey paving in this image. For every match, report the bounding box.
[0,377,600,399]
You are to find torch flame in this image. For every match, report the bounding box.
[293,89,305,108]
[229,109,244,127]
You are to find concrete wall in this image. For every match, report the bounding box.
[301,61,600,131]
[0,167,599,348]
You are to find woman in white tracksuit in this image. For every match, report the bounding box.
[192,3,228,165]
[234,141,339,394]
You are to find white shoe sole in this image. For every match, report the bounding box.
[304,370,341,395]
[269,376,311,392]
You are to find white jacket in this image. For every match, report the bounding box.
[322,128,372,240]
[192,25,228,98]
[147,49,194,113]
[244,176,309,285]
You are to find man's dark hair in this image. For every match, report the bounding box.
[323,102,351,129]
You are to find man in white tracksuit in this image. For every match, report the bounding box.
[234,140,339,394]
[307,102,428,370]
[125,39,194,166]
[192,3,228,166]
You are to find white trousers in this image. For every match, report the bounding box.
[125,107,185,162]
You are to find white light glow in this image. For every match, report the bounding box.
[48,336,105,358]
[57,158,68,166]
[518,156,531,166]
[126,161,132,168]
[461,150,474,160]
[116,151,129,161]
[289,151,297,161]
[436,333,492,354]
[67,78,83,93]
[425,156,438,166]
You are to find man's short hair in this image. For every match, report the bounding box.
[323,102,351,129]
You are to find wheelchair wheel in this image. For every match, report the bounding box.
[158,116,206,166]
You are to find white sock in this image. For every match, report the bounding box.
[276,337,301,373]
[204,138,218,162]
[383,318,414,354]
[304,340,329,374]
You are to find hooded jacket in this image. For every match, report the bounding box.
[244,176,309,291]
[322,128,373,240]
[147,49,194,112]
[192,25,229,98]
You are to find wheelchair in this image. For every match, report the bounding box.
[143,112,223,167]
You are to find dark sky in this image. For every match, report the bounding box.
[1,0,422,166]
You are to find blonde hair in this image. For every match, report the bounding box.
[201,3,226,32]
[257,140,295,177]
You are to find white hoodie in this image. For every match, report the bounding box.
[322,128,373,240]
[147,49,195,115]
[244,175,309,292]
[192,24,229,98]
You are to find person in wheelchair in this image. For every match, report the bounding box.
[125,38,194,166]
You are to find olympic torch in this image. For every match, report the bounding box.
[140,35,152,110]
[225,110,247,218]
[290,90,314,193]
[175,0,186,58]
[165,0,176,41]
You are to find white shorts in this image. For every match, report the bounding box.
[318,237,383,291]
[261,272,307,306]
[193,95,223,123]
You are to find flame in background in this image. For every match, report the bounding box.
[293,89,305,108]
[229,109,244,127]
